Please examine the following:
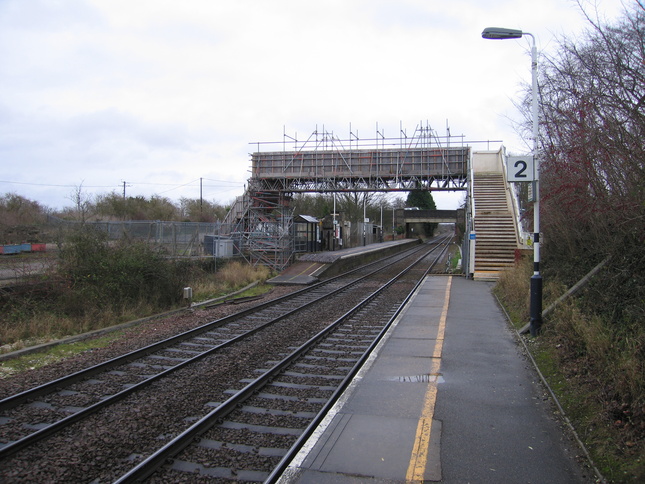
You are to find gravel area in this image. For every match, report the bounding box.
[0,278,371,482]
[0,242,450,482]
[0,286,298,400]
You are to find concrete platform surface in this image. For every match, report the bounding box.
[268,260,328,285]
[269,240,416,285]
[278,275,593,483]
[297,240,414,264]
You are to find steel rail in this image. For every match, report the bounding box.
[0,242,430,412]
[113,238,450,483]
[0,241,441,460]
[266,237,451,483]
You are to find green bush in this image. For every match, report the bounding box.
[57,226,190,315]
[0,228,275,348]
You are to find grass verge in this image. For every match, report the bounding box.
[191,261,272,302]
[495,259,645,483]
[1,259,275,356]
[0,333,122,379]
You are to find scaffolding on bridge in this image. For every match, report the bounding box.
[224,122,471,271]
[250,121,469,193]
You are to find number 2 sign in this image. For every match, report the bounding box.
[507,155,535,182]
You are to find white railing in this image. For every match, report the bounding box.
[499,148,524,247]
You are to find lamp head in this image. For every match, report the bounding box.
[482,27,523,40]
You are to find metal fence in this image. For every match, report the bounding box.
[48,217,236,257]
[46,216,383,262]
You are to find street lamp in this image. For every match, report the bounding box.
[482,27,542,336]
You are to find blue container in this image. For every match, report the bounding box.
[3,245,22,255]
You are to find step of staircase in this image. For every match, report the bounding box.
[472,173,518,279]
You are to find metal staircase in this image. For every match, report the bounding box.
[472,173,518,279]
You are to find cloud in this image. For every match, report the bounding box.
[0,0,627,209]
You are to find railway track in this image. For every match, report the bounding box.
[0,237,451,482]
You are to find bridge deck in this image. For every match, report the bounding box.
[397,209,459,224]
[251,147,469,191]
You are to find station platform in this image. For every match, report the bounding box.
[278,275,593,483]
[268,239,419,285]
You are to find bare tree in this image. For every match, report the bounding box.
[336,191,380,224]
[532,1,644,316]
[67,183,94,223]
[179,197,228,222]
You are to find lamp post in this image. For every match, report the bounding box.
[482,27,542,336]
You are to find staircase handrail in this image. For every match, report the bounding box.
[469,157,476,219]
[501,150,524,247]
[466,155,475,276]
[222,192,250,228]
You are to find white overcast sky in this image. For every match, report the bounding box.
[0,0,626,210]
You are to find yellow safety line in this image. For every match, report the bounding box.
[299,262,319,276]
[287,262,320,280]
[405,275,452,483]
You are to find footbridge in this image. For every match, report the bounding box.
[221,125,526,276]
[250,145,469,193]
[223,126,470,269]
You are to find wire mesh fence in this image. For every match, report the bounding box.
[44,216,383,266]
[48,217,237,257]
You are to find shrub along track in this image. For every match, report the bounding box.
[0,237,450,483]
